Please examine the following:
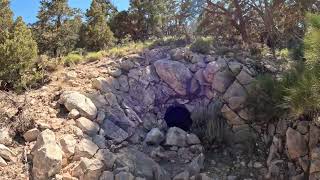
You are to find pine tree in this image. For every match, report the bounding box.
[84,0,115,51]
[0,17,38,88]
[0,0,13,43]
[33,0,82,56]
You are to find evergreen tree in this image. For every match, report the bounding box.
[84,0,115,51]
[0,0,13,43]
[0,17,38,88]
[33,0,82,56]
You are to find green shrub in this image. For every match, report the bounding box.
[86,52,104,62]
[63,53,83,66]
[304,13,320,66]
[191,99,226,144]
[190,37,213,54]
[0,17,38,90]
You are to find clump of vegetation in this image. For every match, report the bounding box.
[190,37,213,54]
[62,53,84,66]
[105,41,152,57]
[86,51,104,62]
[191,99,226,144]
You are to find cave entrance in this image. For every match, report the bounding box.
[164,105,192,131]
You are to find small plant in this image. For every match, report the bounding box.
[191,99,226,144]
[190,36,213,54]
[86,51,104,62]
[63,53,83,66]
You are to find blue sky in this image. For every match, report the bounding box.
[10,0,130,24]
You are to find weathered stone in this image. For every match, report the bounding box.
[115,171,134,180]
[108,67,122,77]
[0,156,7,166]
[100,171,114,180]
[286,128,308,159]
[297,121,309,135]
[32,142,62,180]
[223,81,247,111]
[76,117,99,136]
[186,133,201,145]
[291,173,305,180]
[32,129,56,155]
[173,171,189,180]
[74,138,99,160]
[228,61,242,75]
[154,60,192,95]
[93,77,119,93]
[72,157,104,180]
[203,59,227,82]
[94,149,117,170]
[309,124,320,149]
[0,144,15,162]
[59,91,97,120]
[0,127,12,145]
[145,128,164,145]
[221,105,245,126]
[93,135,106,149]
[68,109,81,119]
[101,119,129,143]
[59,134,77,158]
[115,148,170,180]
[236,68,254,85]
[188,153,205,176]
[212,69,235,93]
[119,59,135,71]
[118,75,129,92]
[310,160,320,174]
[165,127,187,147]
[23,128,40,142]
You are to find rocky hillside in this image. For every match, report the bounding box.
[0,46,318,180]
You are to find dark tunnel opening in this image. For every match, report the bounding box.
[164,105,192,131]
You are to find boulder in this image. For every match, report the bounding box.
[59,91,97,120]
[76,117,99,136]
[0,144,16,162]
[165,127,187,147]
[59,134,77,158]
[100,171,114,180]
[118,75,129,92]
[203,59,227,82]
[223,81,247,111]
[154,60,192,95]
[236,68,254,85]
[92,135,106,149]
[186,134,201,145]
[72,157,104,180]
[173,171,189,180]
[286,128,308,159]
[68,109,81,119]
[95,149,117,170]
[221,105,245,126]
[74,138,99,160]
[115,148,170,180]
[145,128,164,145]
[93,77,120,92]
[188,153,205,176]
[23,128,40,142]
[115,171,134,180]
[101,119,129,143]
[0,127,12,145]
[212,69,235,93]
[32,130,62,180]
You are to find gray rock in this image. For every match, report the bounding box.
[173,171,189,180]
[74,138,99,160]
[236,68,254,85]
[212,69,235,93]
[0,127,12,145]
[100,171,114,180]
[23,128,40,142]
[59,91,97,120]
[115,148,170,180]
[203,59,227,82]
[72,157,104,180]
[221,105,245,126]
[32,129,62,180]
[68,109,81,119]
[165,127,187,147]
[76,117,99,136]
[145,128,164,145]
[187,133,201,145]
[286,128,307,159]
[0,144,16,162]
[115,171,134,180]
[94,149,117,170]
[188,153,205,176]
[154,60,192,95]
[223,81,247,111]
[93,135,106,149]
[59,134,76,158]
[101,119,129,143]
[118,75,129,92]
[92,77,119,93]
